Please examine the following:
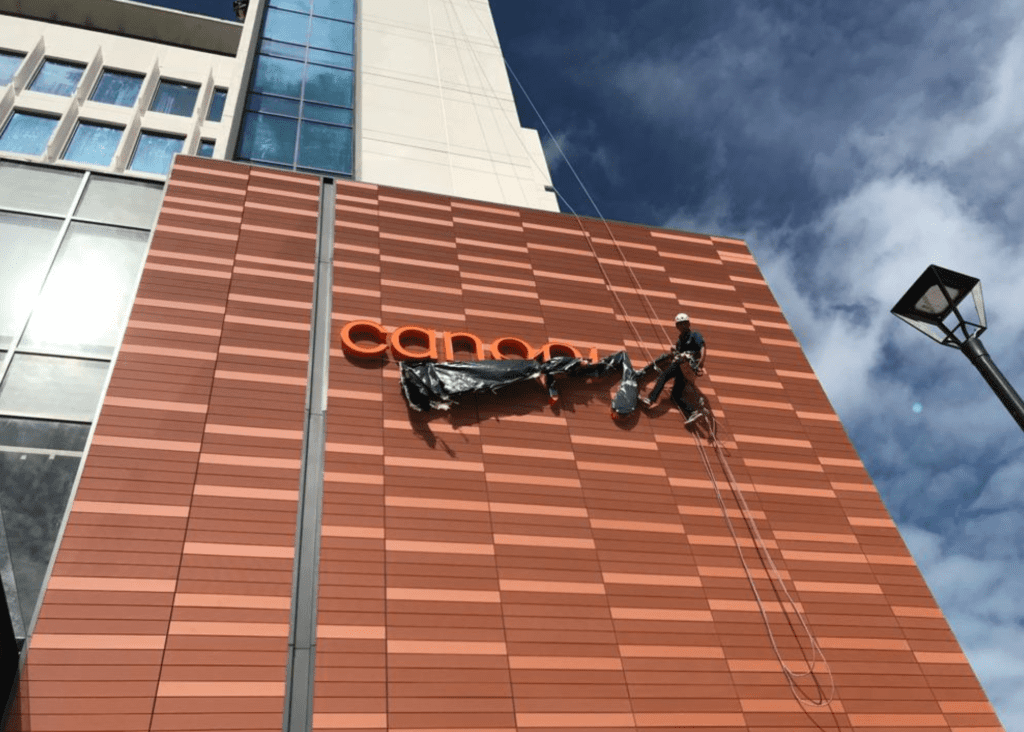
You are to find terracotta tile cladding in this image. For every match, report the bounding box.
[20,163,1002,732]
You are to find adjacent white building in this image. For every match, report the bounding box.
[0,0,557,209]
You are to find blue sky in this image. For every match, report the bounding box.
[145,1,1024,727]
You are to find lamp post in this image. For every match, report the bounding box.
[891,264,1024,431]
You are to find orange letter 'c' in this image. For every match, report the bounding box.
[340,320,388,357]
[490,336,534,360]
[390,325,439,361]
[443,332,486,361]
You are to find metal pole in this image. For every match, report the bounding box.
[960,337,1024,432]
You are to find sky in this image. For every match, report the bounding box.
[143,1,1024,727]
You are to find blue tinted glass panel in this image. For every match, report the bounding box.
[247,93,300,117]
[197,140,215,157]
[129,132,184,175]
[304,65,353,107]
[313,0,354,21]
[62,122,122,166]
[302,102,352,126]
[264,8,310,46]
[206,88,227,122]
[0,113,59,155]
[29,60,85,96]
[260,39,307,61]
[0,51,24,86]
[239,112,297,164]
[252,55,304,99]
[309,17,353,53]
[307,48,353,69]
[90,70,144,106]
[269,0,310,11]
[298,120,351,174]
[150,80,200,116]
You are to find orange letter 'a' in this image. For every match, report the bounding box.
[390,325,439,361]
[340,320,388,357]
[489,336,534,360]
[443,332,486,361]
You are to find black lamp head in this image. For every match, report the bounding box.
[891,265,986,347]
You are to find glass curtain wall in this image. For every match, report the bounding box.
[0,161,162,640]
[236,0,355,177]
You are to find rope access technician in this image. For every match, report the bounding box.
[640,313,706,423]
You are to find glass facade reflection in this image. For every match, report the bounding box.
[0,112,59,156]
[28,59,85,96]
[130,131,185,175]
[237,0,355,177]
[0,161,162,641]
[62,122,123,166]
[0,51,24,86]
[90,70,144,107]
[150,80,201,116]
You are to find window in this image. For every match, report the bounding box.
[304,65,353,107]
[237,0,355,176]
[207,88,228,122]
[0,112,60,156]
[129,131,184,175]
[312,0,354,21]
[298,121,351,174]
[0,161,82,216]
[197,139,215,158]
[90,70,144,107]
[62,122,123,167]
[20,222,150,358]
[309,16,353,53]
[239,113,297,165]
[0,213,63,350]
[252,54,304,98]
[264,8,311,45]
[149,80,200,116]
[0,50,25,86]
[0,354,108,421]
[28,59,86,96]
[75,175,164,229]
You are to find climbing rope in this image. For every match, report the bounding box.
[688,406,836,707]
[439,0,836,708]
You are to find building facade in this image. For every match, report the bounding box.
[5,156,1008,731]
[0,1,1009,731]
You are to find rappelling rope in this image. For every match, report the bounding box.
[689,413,836,707]
[442,0,836,708]
[441,0,673,361]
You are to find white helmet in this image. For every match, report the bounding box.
[674,313,690,323]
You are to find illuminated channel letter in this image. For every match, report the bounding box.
[390,325,439,360]
[490,336,534,360]
[340,320,388,357]
[443,331,486,361]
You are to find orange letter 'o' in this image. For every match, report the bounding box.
[390,326,439,361]
[490,337,534,360]
[340,320,388,357]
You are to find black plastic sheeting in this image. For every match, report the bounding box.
[401,351,681,417]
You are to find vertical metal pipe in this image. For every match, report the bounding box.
[960,337,1024,432]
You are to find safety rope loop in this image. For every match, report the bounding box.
[437,0,835,709]
[690,423,837,708]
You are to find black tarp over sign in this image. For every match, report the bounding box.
[400,351,680,417]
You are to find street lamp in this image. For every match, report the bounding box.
[891,264,1024,431]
